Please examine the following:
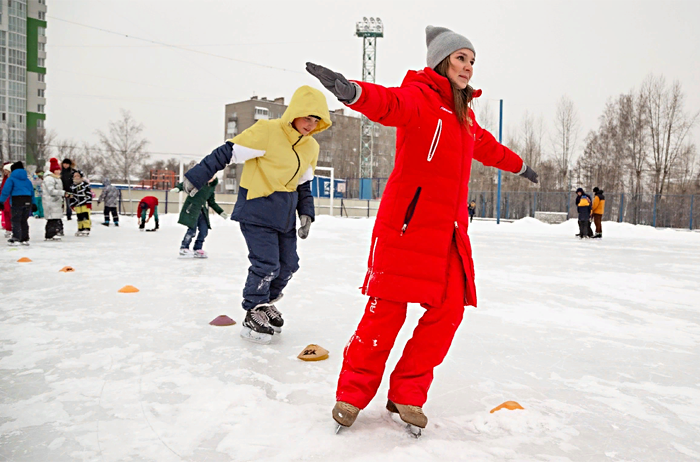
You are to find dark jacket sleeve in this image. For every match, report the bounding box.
[207,191,224,215]
[296,181,315,221]
[184,142,234,189]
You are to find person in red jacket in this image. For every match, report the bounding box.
[308,25,539,432]
[137,196,159,231]
[1,162,12,237]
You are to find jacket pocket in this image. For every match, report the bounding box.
[427,119,442,162]
[400,187,422,236]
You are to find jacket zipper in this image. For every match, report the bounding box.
[427,119,443,162]
[286,136,303,187]
[400,187,422,236]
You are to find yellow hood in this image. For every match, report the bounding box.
[232,85,332,200]
[280,85,332,137]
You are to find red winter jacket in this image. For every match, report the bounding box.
[138,196,159,219]
[349,68,524,307]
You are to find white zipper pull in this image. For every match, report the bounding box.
[400,224,407,236]
[454,221,458,229]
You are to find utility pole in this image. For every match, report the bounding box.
[355,17,383,200]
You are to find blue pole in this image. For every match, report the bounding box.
[619,193,625,223]
[496,99,503,224]
[690,195,694,230]
[506,192,510,219]
[653,194,658,227]
[532,192,537,217]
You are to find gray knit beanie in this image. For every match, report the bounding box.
[426,26,475,69]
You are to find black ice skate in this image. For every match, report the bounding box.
[260,297,284,333]
[240,308,275,344]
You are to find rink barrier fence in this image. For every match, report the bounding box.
[87,186,699,231]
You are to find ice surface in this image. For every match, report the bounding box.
[1,215,699,461]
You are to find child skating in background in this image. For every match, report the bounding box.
[69,170,92,236]
[1,162,12,238]
[98,178,120,226]
[32,171,44,218]
[0,162,36,245]
[43,158,65,240]
[137,196,159,231]
[171,175,227,259]
[181,85,331,344]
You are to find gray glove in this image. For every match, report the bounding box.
[298,215,312,239]
[182,177,198,197]
[220,212,229,220]
[169,187,180,193]
[519,165,539,184]
[305,62,357,103]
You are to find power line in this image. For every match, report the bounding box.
[49,16,305,74]
[49,39,353,49]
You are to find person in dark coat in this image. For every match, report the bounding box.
[0,162,36,245]
[575,188,593,239]
[60,158,76,221]
[171,176,227,258]
[468,200,476,223]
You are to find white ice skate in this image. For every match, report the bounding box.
[179,248,193,258]
[193,250,208,259]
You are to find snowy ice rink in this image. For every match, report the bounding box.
[1,214,699,461]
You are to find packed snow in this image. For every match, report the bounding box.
[1,214,699,461]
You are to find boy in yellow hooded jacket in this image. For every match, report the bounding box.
[183,86,332,344]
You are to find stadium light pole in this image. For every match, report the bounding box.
[496,99,503,224]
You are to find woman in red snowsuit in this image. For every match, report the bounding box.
[308,26,539,430]
[1,163,12,236]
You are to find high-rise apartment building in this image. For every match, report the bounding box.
[0,0,47,164]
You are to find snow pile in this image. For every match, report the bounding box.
[1,215,699,461]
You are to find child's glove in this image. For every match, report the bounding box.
[219,212,229,220]
[298,215,312,239]
[31,204,38,213]
[305,62,357,103]
[170,187,180,193]
[182,178,198,197]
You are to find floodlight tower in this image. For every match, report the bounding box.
[355,17,383,197]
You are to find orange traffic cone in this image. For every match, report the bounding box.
[209,315,236,326]
[17,257,32,263]
[490,401,524,413]
[118,285,139,293]
[59,266,75,273]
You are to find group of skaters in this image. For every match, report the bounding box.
[575,187,605,239]
[0,157,118,245]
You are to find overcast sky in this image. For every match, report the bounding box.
[47,0,700,166]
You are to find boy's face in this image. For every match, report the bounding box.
[73,172,82,183]
[292,117,320,136]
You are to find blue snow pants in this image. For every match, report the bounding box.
[181,211,209,251]
[239,222,299,311]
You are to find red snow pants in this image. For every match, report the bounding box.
[1,198,11,231]
[336,239,466,409]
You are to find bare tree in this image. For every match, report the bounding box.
[551,95,580,189]
[26,128,57,169]
[641,75,699,195]
[97,110,149,189]
[55,139,80,164]
[519,112,546,170]
[71,142,105,181]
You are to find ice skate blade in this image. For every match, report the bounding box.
[335,424,343,434]
[272,326,282,334]
[406,424,422,438]
[239,327,272,345]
